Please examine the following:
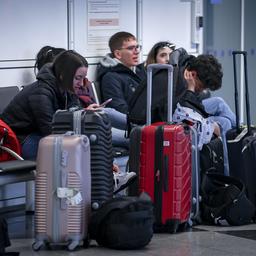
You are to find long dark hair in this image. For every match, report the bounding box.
[34,46,65,74]
[52,50,88,92]
[146,41,175,66]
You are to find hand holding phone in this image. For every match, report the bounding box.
[99,98,112,108]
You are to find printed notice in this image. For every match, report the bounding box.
[87,0,120,55]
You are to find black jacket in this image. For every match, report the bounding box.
[176,90,210,118]
[1,64,80,143]
[97,54,142,114]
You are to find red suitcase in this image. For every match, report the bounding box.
[131,64,192,233]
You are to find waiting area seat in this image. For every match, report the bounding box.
[0,160,36,186]
[0,86,20,114]
[0,86,36,212]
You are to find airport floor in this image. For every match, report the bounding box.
[3,209,256,256]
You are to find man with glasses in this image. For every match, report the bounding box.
[97,31,142,114]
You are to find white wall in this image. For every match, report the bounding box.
[0,0,202,87]
[0,0,68,87]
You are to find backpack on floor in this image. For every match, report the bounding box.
[200,172,255,226]
[89,193,154,250]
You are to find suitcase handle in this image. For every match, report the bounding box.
[146,64,173,125]
[232,51,251,134]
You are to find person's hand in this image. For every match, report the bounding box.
[112,163,120,173]
[85,103,101,110]
[184,69,197,91]
[213,122,221,137]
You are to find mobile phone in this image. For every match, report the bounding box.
[99,98,112,108]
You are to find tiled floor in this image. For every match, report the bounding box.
[3,210,256,256]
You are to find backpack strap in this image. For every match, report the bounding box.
[201,172,245,194]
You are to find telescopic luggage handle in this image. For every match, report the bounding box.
[232,51,251,134]
[146,64,173,125]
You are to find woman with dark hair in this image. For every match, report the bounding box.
[145,41,176,66]
[2,50,90,160]
[2,49,135,191]
[34,46,128,139]
[136,41,176,79]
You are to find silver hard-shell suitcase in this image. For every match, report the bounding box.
[33,134,91,251]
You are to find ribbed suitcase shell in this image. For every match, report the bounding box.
[140,123,191,233]
[52,109,113,209]
[33,134,91,251]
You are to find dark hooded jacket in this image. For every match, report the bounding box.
[1,64,80,143]
[97,54,142,114]
[176,90,210,118]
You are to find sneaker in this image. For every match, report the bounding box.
[113,171,137,194]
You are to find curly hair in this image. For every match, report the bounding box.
[186,54,223,91]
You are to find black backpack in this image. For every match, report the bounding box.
[89,193,154,250]
[200,172,255,226]
[128,48,192,128]
[200,137,225,174]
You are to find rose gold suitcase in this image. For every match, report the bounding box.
[32,134,91,251]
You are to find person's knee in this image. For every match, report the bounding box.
[218,118,232,134]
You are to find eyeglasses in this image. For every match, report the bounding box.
[119,44,142,51]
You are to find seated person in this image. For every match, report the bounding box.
[2,49,135,193]
[173,54,232,175]
[2,50,84,160]
[97,31,142,114]
[173,54,235,136]
[35,45,129,148]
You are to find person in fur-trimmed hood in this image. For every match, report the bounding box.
[97,31,142,114]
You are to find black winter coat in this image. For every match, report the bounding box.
[1,65,80,143]
[176,90,210,118]
[97,54,142,114]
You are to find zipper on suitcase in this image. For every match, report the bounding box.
[52,136,62,243]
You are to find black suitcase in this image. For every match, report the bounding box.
[52,109,113,210]
[242,135,256,208]
[226,51,256,207]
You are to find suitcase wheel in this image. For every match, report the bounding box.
[32,241,44,251]
[67,241,79,251]
[178,222,188,232]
